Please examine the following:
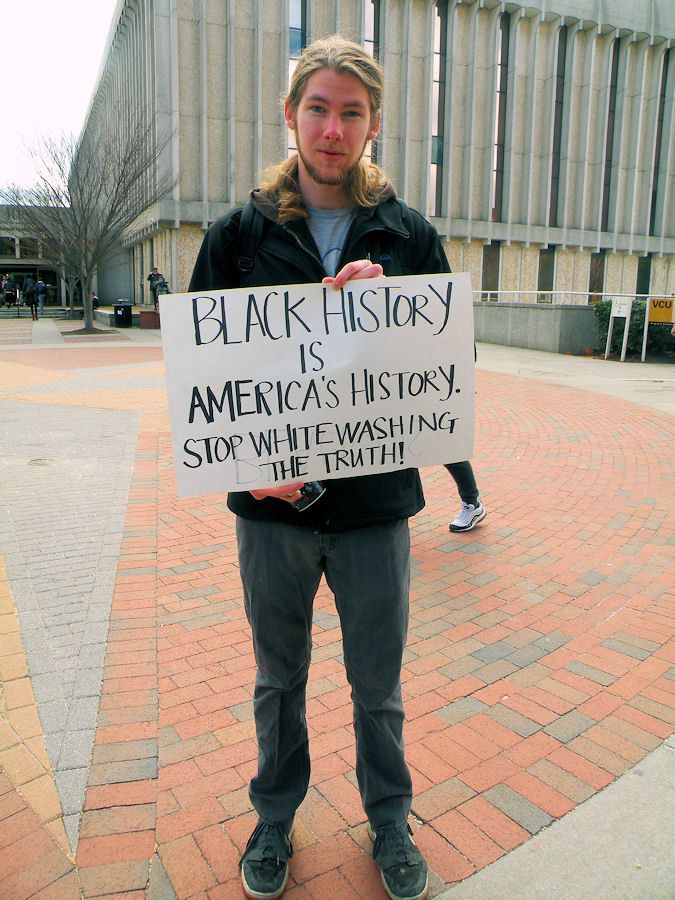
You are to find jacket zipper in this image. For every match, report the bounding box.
[284,226,326,277]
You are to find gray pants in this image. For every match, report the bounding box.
[236,517,413,828]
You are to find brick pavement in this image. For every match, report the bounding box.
[0,323,672,898]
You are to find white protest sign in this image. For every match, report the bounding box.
[161,273,475,496]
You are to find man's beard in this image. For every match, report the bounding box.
[295,133,370,188]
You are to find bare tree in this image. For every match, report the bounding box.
[0,117,173,331]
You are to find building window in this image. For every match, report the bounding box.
[549,26,567,227]
[492,13,510,222]
[636,253,652,296]
[289,0,306,61]
[288,0,307,155]
[650,48,670,237]
[588,249,606,303]
[537,246,556,303]
[364,0,380,59]
[0,237,17,258]
[364,0,381,164]
[481,241,500,301]
[601,38,621,232]
[19,238,39,259]
[429,1,448,217]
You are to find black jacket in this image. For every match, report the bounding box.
[188,186,450,532]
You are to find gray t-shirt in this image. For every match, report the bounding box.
[306,205,356,277]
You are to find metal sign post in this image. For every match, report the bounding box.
[605,298,633,361]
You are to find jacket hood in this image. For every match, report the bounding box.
[249,181,398,224]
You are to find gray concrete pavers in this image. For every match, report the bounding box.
[31,319,64,345]
[0,398,139,850]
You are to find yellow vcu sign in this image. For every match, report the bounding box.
[649,297,674,323]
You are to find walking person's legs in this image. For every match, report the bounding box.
[445,461,486,532]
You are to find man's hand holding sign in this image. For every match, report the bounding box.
[249,256,385,504]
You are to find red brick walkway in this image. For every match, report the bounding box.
[0,344,673,898]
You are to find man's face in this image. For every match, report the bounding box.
[285,68,380,199]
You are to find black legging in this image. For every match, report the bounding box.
[444,461,479,506]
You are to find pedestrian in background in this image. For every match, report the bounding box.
[147,266,164,309]
[23,275,38,320]
[3,275,15,307]
[156,275,170,306]
[36,277,47,313]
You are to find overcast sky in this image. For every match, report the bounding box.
[1,1,119,189]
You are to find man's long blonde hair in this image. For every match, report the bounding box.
[262,35,389,222]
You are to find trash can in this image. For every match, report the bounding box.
[114,303,132,327]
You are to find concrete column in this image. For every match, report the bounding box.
[524,14,553,235]
[656,48,675,254]
[591,30,618,247]
[355,0,366,43]
[500,244,522,295]
[559,20,583,239]
[170,0,181,223]
[154,0,175,217]
[376,0,389,172]
[651,254,672,295]
[501,7,526,231]
[313,0,337,36]
[465,2,497,236]
[624,36,652,251]
[305,0,314,41]
[199,0,209,227]
[608,32,635,246]
[409,0,435,214]
[253,0,263,181]
[577,25,601,238]
[621,252,639,293]
[481,4,501,238]
[439,0,459,226]
[226,0,236,204]
[397,0,412,200]
[279,0,290,162]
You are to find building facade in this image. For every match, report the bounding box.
[83,0,674,321]
[0,207,63,307]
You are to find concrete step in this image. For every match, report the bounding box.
[0,307,68,320]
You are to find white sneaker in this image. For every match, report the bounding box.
[450,501,486,532]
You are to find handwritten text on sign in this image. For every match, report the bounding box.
[161,273,475,497]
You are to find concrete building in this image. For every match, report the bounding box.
[0,209,63,308]
[81,0,674,351]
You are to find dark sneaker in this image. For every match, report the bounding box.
[239,818,294,899]
[369,822,429,900]
[450,501,486,532]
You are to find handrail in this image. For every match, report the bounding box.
[471,290,674,307]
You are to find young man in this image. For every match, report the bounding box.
[189,36,450,900]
